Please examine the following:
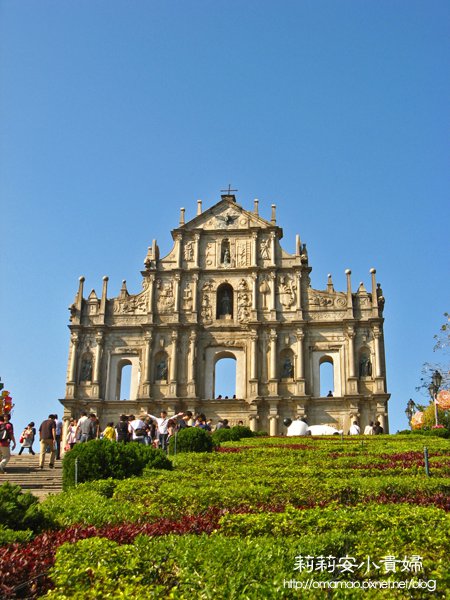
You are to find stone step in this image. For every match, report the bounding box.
[1,454,63,501]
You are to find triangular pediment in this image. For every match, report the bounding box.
[177,196,277,234]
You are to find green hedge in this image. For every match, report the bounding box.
[62,439,172,490]
[168,427,213,454]
[0,482,48,533]
[212,424,255,445]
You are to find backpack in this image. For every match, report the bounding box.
[116,421,130,442]
[0,423,11,442]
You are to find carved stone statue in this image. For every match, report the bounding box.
[80,356,93,381]
[282,356,294,378]
[359,356,372,377]
[219,290,232,315]
[156,359,168,381]
[260,238,270,260]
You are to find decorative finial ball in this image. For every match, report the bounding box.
[345,269,351,275]
[370,268,376,274]
[103,276,109,281]
[79,276,85,282]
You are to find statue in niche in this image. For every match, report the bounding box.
[80,356,93,382]
[221,239,231,266]
[359,356,372,377]
[184,241,194,262]
[260,238,270,260]
[219,290,232,316]
[282,356,294,378]
[182,284,193,311]
[156,358,168,381]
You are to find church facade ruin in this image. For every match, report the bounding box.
[60,193,390,434]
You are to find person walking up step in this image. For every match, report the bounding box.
[0,414,16,473]
[39,415,56,469]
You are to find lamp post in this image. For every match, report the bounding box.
[428,370,442,427]
[405,399,416,429]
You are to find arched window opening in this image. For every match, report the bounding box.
[118,361,132,400]
[319,357,334,397]
[216,283,234,319]
[154,352,169,382]
[214,356,237,399]
[280,350,294,379]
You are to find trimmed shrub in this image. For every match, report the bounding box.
[62,439,172,490]
[0,482,48,532]
[168,427,213,454]
[212,425,255,445]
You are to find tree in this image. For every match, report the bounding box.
[416,313,450,399]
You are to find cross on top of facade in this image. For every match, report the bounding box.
[220,184,238,196]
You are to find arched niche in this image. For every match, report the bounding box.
[154,351,169,382]
[280,349,295,379]
[216,282,234,320]
[358,347,373,378]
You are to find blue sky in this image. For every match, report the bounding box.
[1,0,448,436]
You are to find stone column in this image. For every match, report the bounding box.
[370,268,378,316]
[295,269,302,312]
[250,333,258,380]
[373,327,382,378]
[296,329,304,379]
[143,332,153,384]
[251,273,258,311]
[187,330,196,383]
[174,273,181,314]
[270,231,276,267]
[345,269,353,318]
[248,414,258,432]
[175,233,182,269]
[251,232,258,267]
[170,331,178,382]
[192,273,198,313]
[93,332,104,384]
[270,272,276,311]
[347,328,355,378]
[146,274,155,319]
[68,333,79,383]
[269,329,277,380]
[194,233,200,268]
[269,414,278,436]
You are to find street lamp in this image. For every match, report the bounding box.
[428,370,442,427]
[405,399,416,429]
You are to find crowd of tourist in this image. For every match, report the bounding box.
[64,410,232,453]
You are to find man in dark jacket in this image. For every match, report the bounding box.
[39,414,56,469]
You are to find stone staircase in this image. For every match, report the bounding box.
[1,454,63,500]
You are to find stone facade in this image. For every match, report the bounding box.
[60,193,390,434]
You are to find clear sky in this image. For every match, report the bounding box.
[1,0,448,437]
